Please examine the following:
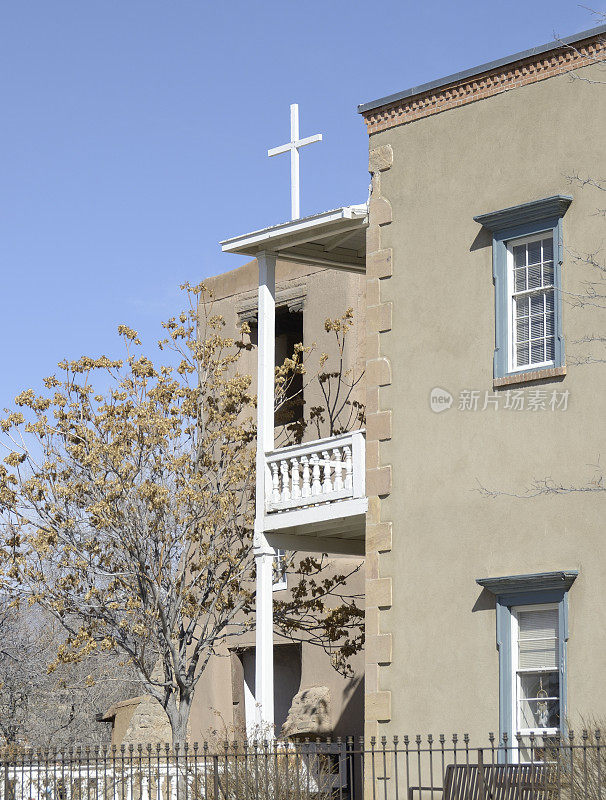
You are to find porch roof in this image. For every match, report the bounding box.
[220,204,368,273]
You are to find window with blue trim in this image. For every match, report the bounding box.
[511,603,561,737]
[477,571,577,756]
[509,235,556,371]
[474,196,572,381]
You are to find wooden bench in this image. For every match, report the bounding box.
[442,763,558,800]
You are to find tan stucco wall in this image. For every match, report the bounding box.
[187,621,365,741]
[204,258,366,441]
[367,63,606,739]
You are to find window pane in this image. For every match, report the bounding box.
[517,343,530,366]
[516,297,529,318]
[513,244,527,268]
[515,267,527,292]
[519,673,560,730]
[519,637,558,668]
[519,608,559,640]
[531,315,545,338]
[516,318,529,342]
[518,608,559,667]
[545,290,555,312]
[530,294,544,315]
[528,240,542,265]
[528,265,542,289]
[530,341,545,363]
[545,313,555,337]
[520,672,560,697]
[543,261,554,285]
[543,237,554,262]
[546,337,555,361]
[519,696,560,730]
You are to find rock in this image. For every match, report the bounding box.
[281,686,331,738]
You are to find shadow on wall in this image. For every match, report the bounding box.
[472,587,496,613]
[470,227,493,253]
[333,676,364,738]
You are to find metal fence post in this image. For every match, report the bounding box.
[212,756,218,800]
[477,749,485,800]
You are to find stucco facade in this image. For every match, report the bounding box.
[100,25,605,752]
[361,31,606,741]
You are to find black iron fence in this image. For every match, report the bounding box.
[1,732,604,800]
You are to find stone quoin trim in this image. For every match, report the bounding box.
[360,32,605,134]
[365,143,394,736]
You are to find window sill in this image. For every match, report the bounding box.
[493,365,566,388]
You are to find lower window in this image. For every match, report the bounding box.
[512,604,561,736]
[478,571,577,757]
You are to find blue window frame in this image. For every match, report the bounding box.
[476,571,577,752]
[474,196,572,381]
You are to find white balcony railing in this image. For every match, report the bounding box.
[265,430,365,514]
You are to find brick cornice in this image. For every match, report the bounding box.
[362,34,605,134]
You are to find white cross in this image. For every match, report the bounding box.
[268,103,322,220]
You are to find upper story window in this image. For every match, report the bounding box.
[274,307,304,426]
[474,196,572,383]
[246,304,304,426]
[508,233,556,372]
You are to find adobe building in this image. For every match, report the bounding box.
[102,24,606,760]
[358,24,606,744]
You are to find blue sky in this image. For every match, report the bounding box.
[0,0,601,406]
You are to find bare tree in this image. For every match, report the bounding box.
[0,602,141,747]
[0,602,38,745]
[0,284,363,744]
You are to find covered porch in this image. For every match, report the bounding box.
[220,202,368,733]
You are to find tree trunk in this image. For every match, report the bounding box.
[165,694,192,748]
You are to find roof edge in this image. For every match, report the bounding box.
[220,203,367,252]
[358,24,606,115]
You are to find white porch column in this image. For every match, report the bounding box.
[254,250,276,735]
